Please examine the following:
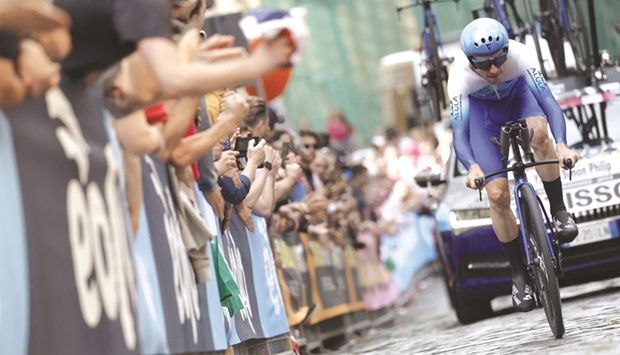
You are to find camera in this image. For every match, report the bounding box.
[234,136,262,169]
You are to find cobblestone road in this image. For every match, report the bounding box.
[346,276,620,354]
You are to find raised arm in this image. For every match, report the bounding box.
[169,92,248,167]
[137,35,293,99]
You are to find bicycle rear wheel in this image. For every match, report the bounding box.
[518,185,565,339]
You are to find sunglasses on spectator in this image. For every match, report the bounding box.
[469,48,508,71]
[304,143,317,149]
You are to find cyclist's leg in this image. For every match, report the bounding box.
[469,97,516,244]
[512,79,557,179]
[480,177,535,311]
[526,117,559,179]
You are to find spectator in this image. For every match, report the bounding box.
[270,129,295,146]
[298,129,320,190]
[264,105,285,141]
[326,108,353,151]
[309,148,334,190]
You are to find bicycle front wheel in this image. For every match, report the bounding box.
[519,185,565,339]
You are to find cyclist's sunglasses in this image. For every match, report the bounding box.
[469,48,509,71]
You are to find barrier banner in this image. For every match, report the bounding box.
[139,156,220,353]
[0,82,138,355]
[220,211,261,344]
[195,191,233,351]
[288,231,313,314]
[245,216,289,337]
[273,231,311,326]
[0,111,30,355]
[380,213,437,293]
[299,233,350,325]
[134,206,170,354]
[343,244,366,312]
[329,241,352,307]
[356,231,400,311]
[220,212,289,343]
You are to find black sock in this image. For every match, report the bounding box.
[501,238,527,275]
[543,177,566,216]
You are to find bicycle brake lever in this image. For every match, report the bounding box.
[474,177,483,201]
[563,158,573,181]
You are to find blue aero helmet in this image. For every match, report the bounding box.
[460,18,509,59]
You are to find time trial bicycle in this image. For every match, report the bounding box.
[474,120,573,339]
[397,0,459,123]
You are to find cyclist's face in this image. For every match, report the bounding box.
[471,49,505,84]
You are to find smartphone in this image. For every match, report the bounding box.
[234,136,262,169]
[281,142,291,167]
[234,136,261,158]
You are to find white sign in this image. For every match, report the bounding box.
[515,152,620,215]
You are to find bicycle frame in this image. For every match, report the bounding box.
[554,0,572,40]
[422,6,445,64]
[397,0,454,64]
[485,0,515,39]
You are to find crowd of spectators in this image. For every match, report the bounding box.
[0,0,451,353]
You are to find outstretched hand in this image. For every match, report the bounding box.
[252,34,294,73]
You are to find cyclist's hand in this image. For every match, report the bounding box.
[557,143,579,169]
[466,164,485,189]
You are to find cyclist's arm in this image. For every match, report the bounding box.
[519,49,567,145]
[450,93,476,170]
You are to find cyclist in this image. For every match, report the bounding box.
[448,18,579,312]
